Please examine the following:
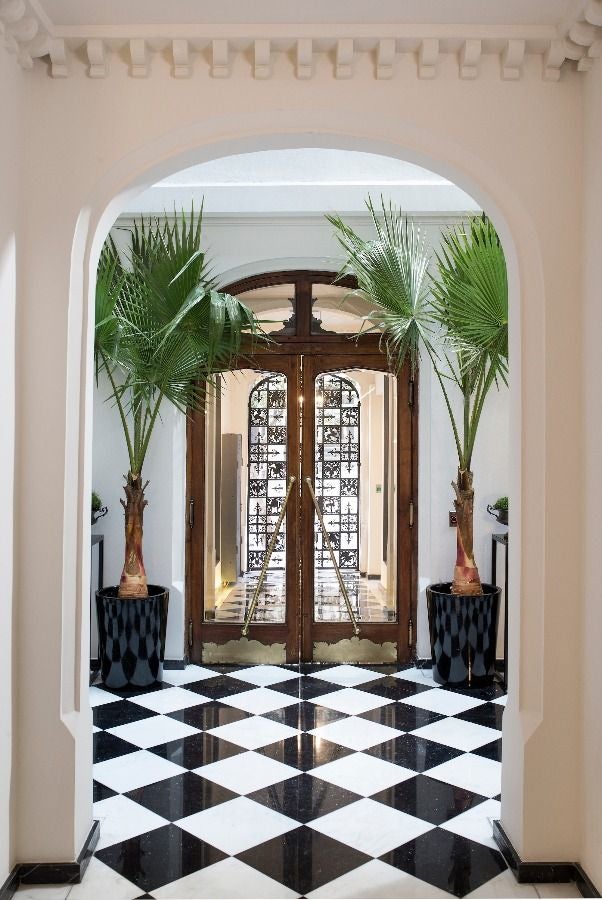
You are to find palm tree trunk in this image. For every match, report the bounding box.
[118,472,149,598]
[452,468,482,595]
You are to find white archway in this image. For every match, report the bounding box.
[66,108,549,865]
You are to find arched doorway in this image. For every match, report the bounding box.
[185,270,417,664]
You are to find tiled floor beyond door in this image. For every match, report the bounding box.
[18,664,581,899]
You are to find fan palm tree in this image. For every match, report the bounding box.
[95,208,261,599]
[329,201,508,595]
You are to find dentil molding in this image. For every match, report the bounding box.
[1,0,601,80]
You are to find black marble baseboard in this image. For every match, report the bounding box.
[493,821,600,898]
[0,867,19,900]
[91,657,186,672]
[17,820,99,887]
[163,657,187,670]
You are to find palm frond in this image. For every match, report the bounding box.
[327,197,434,373]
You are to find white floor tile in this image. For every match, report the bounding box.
[428,753,502,798]
[439,798,501,848]
[128,686,208,714]
[308,665,382,687]
[93,748,186,793]
[67,857,143,900]
[196,749,298,794]
[162,665,218,685]
[393,667,442,688]
[465,869,539,897]
[208,715,299,750]
[91,725,101,734]
[89,686,120,708]
[310,751,414,796]
[107,714,199,749]
[307,859,454,898]
[221,687,299,715]
[413,717,500,751]
[233,665,299,686]
[400,689,485,716]
[309,715,403,751]
[93,793,167,850]
[492,694,508,706]
[153,857,301,899]
[177,795,298,854]
[308,798,434,856]
[534,883,582,898]
[309,687,393,715]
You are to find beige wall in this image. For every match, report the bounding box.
[581,59,602,890]
[0,47,19,886]
[2,43,598,883]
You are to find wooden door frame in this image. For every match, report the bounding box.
[185,270,419,664]
[300,354,416,663]
[186,354,301,663]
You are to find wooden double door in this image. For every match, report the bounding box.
[185,276,417,665]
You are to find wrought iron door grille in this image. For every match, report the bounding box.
[315,373,360,569]
[247,373,287,571]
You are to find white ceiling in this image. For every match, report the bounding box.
[33,0,583,29]
[123,148,479,216]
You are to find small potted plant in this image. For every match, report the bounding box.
[329,201,507,685]
[488,496,508,526]
[94,208,261,689]
[91,491,108,526]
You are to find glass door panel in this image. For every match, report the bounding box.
[203,368,289,624]
[313,369,398,625]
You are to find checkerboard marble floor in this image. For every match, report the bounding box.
[18,664,582,899]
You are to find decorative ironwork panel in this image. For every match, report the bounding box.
[315,374,360,569]
[247,374,287,571]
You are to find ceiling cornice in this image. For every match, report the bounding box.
[1,0,600,80]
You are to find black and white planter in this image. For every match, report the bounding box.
[95,585,169,690]
[426,583,501,686]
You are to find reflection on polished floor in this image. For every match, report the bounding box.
[206,571,395,624]
[36,662,585,899]
[58,662,554,899]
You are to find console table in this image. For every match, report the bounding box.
[491,532,508,690]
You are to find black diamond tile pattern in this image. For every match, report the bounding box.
[89,663,507,898]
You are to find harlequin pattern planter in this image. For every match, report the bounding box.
[96,586,169,690]
[426,583,501,686]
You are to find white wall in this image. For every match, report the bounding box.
[0,47,19,887]
[92,213,509,659]
[5,47,590,878]
[581,59,602,891]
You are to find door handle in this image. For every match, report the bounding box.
[305,477,360,636]
[241,476,296,636]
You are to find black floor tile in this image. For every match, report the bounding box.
[256,733,353,770]
[93,731,138,764]
[371,774,487,825]
[473,739,503,762]
[359,704,444,732]
[237,825,371,895]
[184,676,256,700]
[248,772,361,823]
[357,677,432,701]
[366,733,464,771]
[271,677,345,701]
[96,824,226,893]
[167,701,251,730]
[381,828,507,898]
[125,771,236,820]
[456,702,504,730]
[93,780,117,803]
[149,732,244,768]
[442,682,506,702]
[93,701,156,730]
[262,701,347,731]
